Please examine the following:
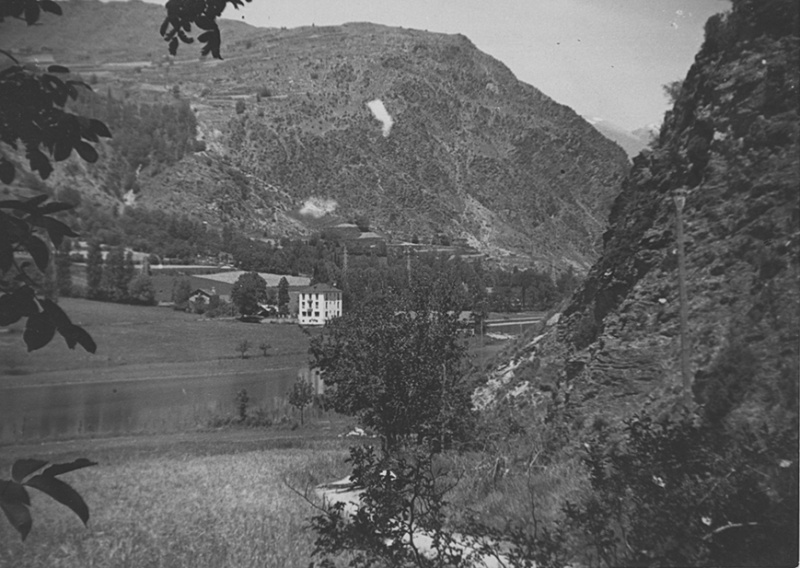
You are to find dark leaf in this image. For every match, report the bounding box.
[89,119,112,139]
[0,498,32,540]
[25,194,50,209]
[24,235,49,272]
[47,64,69,73]
[0,158,14,184]
[27,147,53,179]
[0,200,26,210]
[177,28,194,44]
[195,16,215,30]
[25,475,90,525]
[38,202,74,215]
[40,0,62,16]
[74,141,98,163]
[159,17,170,38]
[42,459,97,478]
[0,288,37,325]
[67,324,97,353]
[43,216,78,248]
[169,37,179,56]
[0,479,31,506]
[24,0,40,25]
[42,298,71,331]
[54,139,72,162]
[11,459,48,483]
[24,311,56,352]
[0,240,12,273]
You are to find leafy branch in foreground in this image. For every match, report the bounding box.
[0,458,97,541]
[0,196,96,353]
[160,0,253,59]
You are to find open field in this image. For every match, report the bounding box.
[0,298,317,384]
[0,429,355,568]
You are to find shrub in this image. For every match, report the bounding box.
[563,412,799,567]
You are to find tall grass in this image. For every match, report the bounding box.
[0,447,351,568]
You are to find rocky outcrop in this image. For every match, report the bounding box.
[481,1,799,439]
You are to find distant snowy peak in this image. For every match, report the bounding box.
[584,117,659,159]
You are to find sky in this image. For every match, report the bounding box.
[151,0,731,131]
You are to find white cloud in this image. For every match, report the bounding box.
[366,99,394,137]
[299,197,338,218]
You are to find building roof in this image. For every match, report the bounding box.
[193,270,311,288]
[356,231,384,240]
[297,283,341,294]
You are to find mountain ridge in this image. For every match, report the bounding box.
[1,1,630,270]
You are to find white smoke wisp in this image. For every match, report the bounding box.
[299,197,338,218]
[366,99,394,137]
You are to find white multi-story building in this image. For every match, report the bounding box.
[297,284,342,325]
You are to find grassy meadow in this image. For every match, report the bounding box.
[0,433,354,567]
[0,298,318,387]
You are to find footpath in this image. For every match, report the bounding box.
[316,475,510,568]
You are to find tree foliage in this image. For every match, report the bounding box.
[277,275,290,315]
[287,377,314,425]
[311,278,474,453]
[231,271,267,316]
[160,0,253,59]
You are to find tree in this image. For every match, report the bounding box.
[55,239,73,297]
[231,271,267,316]
[235,388,250,421]
[123,250,136,290]
[86,241,104,300]
[311,278,474,453]
[102,245,128,302]
[287,377,314,425]
[127,274,156,306]
[277,276,290,317]
[236,339,250,359]
[172,278,192,310]
[259,341,271,357]
[235,99,246,114]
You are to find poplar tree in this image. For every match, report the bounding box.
[56,239,73,297]
[86,241,104,300]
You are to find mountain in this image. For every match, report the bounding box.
[587,117,657,158]
[0,1,630,270]
[476,1,798,562]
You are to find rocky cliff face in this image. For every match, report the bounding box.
[478,1,798,443]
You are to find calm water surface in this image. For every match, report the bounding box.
[0,369,299,444]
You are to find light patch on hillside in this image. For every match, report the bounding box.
[366,99,394,137]
[299,197,338,218]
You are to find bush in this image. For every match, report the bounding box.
[127,274,157,305]
[563,412,799,567]
[235,99,246,115]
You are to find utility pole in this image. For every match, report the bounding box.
[673,188,692,408]
[406,245,412,288]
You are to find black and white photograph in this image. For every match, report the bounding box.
[1,0,798,566]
